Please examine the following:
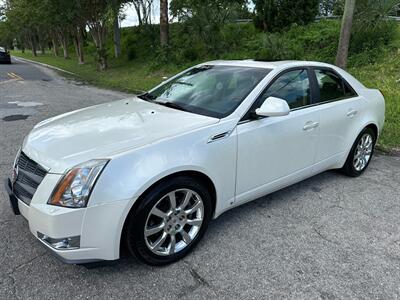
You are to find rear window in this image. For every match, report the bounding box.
[314,69,357,102]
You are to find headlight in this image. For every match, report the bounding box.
[48,159,109,208]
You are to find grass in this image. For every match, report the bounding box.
[349,51,400,151]
[11,48,400,150]
[11,51,183,94]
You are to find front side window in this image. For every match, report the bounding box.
[314,69,356,102]
[258,69,311,110]
[142,65,271,118]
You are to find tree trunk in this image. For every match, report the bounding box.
[52,35,59,57]
[40,43,45,54]
[135,5,143,26]
[89,25,107,71]
[73,28,85,64]
[113,11,121,58]
[77,26,85,64]
[30,35,37,57]
[58,32,70,59]
[160,0,169,46]
[335,0,356,69]
[73,35,80,60]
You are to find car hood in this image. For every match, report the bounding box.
[22,97,218,173]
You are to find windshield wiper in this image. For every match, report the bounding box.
[156,101,189,112]
[173,81,193,87]
[138,92,157,101]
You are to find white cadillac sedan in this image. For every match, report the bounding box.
[5,60,385,265]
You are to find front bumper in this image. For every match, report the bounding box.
[0,56,11,63]
[4,175,132,264]
[4,178,21,215]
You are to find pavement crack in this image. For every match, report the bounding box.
[313,227,340,245]
[8,273,19,300]
[188,266,210,288]
[178,261,216,298]
[8,252,46,275]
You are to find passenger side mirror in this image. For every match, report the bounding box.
[255,97,290,117]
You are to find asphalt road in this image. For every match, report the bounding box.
[1,58,400,299]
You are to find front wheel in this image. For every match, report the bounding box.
[342,127,376,177]
[125,176,212,266]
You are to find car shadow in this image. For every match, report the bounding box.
[80,169,345,270]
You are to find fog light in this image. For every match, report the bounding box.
[37,232,80,250]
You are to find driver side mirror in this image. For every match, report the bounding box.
[255,97,290,117]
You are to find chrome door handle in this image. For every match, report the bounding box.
[346,109,358,117]
[303,121,319,131]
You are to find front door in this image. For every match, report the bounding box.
[235,68,320,204]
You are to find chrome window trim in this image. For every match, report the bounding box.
[237,65,360,126]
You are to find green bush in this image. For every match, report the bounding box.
[117,18,398,69]
[253,0,319,32]
[351,21,398,54]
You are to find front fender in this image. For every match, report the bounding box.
[88,123,237,215]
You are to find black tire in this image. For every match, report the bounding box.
[125,176,212,266]
[342,127,376,177]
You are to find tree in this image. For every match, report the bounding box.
[84,0,111,71]
[131,0,154,26]
[170,0,246,52]
[319,0,338,16]
[253,0,319,32]
[160,0,169,46]
[111,0,130,58]
[335,0,356,68]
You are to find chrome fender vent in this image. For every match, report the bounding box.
[208,131,232,143]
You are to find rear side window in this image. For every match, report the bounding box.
[314,69,356,102]
[259,69,311,109]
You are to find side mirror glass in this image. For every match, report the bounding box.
[255,97,290,117]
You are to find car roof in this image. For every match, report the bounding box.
[0,47,5,52]
[203,59,366,92]
[203,59,335,70]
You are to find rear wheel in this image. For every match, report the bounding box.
[125,176,212,266]
[342,127,376,177]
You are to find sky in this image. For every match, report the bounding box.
[120,2,161,27]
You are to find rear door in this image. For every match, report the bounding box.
[310,67,363,165]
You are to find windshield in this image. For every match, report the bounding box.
[0,47,5,52]
[142,65,271,118]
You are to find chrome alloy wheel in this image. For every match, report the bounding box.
[144,189,204,256]
[353,133,373,171]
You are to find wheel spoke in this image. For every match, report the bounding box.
[181,231,192,244]
[144,188,204,256]
[365,135,372,147]
[151,232,167,251]
[185,199,202,215]
[168,192,176,210]
[168,234,176,255]
[179,190,192,210]
[361,156,367,168]
[354,151,361,159]
[145,223,165,237]
[362,135,367,145]
[186,219,202,227]
[151,207,168,219]
[355,158,361,170]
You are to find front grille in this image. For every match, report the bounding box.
[13,152,47,205]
